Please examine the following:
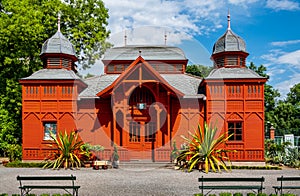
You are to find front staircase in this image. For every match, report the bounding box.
[119,160,174,169]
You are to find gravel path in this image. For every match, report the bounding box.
[0,165,299,196]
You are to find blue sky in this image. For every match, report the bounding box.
[84,0,300,98]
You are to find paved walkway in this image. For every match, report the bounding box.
[0,164,299,196]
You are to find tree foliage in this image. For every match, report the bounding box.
[0,0,110,156]
[287,83,300,107]
[248,62,300,136]
[185,64,213,77]
[273,84,300,136]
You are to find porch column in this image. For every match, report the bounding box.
[155,104,162,147]
[167,92,171,148]
[112,93,116,147]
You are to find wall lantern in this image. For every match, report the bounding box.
[137,102,146,110]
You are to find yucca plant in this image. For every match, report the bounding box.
[43,130,86,169]
[177,123,234,173]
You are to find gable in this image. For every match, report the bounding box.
[97,56,184,98]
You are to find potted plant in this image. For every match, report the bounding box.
[177,123,235,173]
[112,145,119,169]
[171,140,179,163]
[43,130,86,169]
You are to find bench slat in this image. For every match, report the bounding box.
[198,176,265,195]
[273,186,300,189]
[277,177,300,181]
[17,175,79,196]
[21,185,80,189]
[198,177,264,182]
[17,176,76,181]
[200,186,264,190]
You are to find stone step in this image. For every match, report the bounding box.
[118,161,173,169]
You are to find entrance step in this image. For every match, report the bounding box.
[119,160,173,169]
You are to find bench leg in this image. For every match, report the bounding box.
[74,188,79,196]
[274,188,280,195]
[20,188,31,196]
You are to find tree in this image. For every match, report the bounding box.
[0,0,110,156]
[286,83,300,106]
[248,62,269,79]
[273,101,297,135]
[185,64,213,77]
[287,84,300,133]
[272,83,300,136]
[247,62,280,113]
[247,62,281,133]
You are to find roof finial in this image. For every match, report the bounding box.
[58,12,61,32]
[124,30,127,46]
[164,31,167,46]
[227,9,231,30]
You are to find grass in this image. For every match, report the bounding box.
[4,160,44,168]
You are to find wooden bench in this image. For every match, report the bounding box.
[17,175,80,196]
[93,160,111,169]
[273,176,300,195]
[198,176,265,195]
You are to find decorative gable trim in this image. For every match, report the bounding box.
[96,56,184,97]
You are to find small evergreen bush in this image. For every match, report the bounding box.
[5,160,44,168]
[219,193,232,196]
[257,193,267,196]
[246,193,255,196]
[233,193,243,196]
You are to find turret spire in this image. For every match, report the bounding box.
[124,30,127,46]
[164,31,167,45]
[227,9,231,30]
[58,12,61,32]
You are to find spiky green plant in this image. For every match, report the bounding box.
[43,130,86,169]
[177,123,234,173]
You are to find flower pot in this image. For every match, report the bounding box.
[112,160,119,169]
[93,165,100,170]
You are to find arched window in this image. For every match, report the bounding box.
[129,87,155,109]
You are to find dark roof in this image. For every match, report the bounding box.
[41,31,76,56]
[212,29,246,54]
[21,69,82,80]
[79,74,120,98]
[206,67,266,80]
[102,45,187,61]
[161,74,203,98]
[79,73,204,99]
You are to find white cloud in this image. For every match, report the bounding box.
[103,0,226,46]
[261,49,300,97]
[262,49,300,70]
[266,0,300,11]
[228,0,259,5]
[277,50,300,66]
[271,40,300,46]
[273,73,300,97]
[261,49,285,63]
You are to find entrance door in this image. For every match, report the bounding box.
[128,121,156,160]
